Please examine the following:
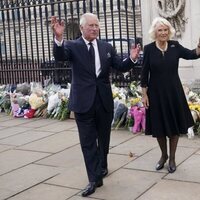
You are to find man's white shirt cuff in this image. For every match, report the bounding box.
[54,37,63,46]
[129,56,138,64]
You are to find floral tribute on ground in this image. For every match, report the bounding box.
[0,82,71,121]
[111,81,146,134]
[0,81,199,137]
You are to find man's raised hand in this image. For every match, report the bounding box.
[51,16,65,42]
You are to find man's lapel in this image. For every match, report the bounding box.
[97,40,106,74]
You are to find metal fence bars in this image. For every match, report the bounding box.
[0,0,142,87]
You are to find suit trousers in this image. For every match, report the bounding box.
[74,89,113,182]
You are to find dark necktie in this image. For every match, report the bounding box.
[88,42,96,74]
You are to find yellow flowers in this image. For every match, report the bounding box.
[29,93,45,110]
[129,97,141,106]
[188,103,200,112]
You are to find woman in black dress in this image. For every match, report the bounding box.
[141,17,200,173]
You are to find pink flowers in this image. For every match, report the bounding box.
[129,106,145,133]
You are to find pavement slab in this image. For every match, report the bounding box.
[110,129,136,148]
[17,131,80,153]
[0,149,50,175]
[87,168,164,200]
[178,135,200,148]
[0,130,56,146]
[0,115,15,123]
[125,145,197,173]
[0,126,32,139]
[18,118,58,128]
[0,144,13,153]
[45,153,135,189]
[110,134,157,156]
[0,164,61,200]
[0,117,36,127]
[0,113,200,200]
[35,119,77,132]
[137,179,200,200]
[166,154,200,183]
[35,144,84,168]
[7,184,80,200]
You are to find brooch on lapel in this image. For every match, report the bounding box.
[107,52,111,58]
[170,44,175,48]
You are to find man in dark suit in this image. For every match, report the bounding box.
[51,12,140,197]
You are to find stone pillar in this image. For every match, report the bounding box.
[140,0,200,84]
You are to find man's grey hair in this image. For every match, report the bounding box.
[80,13,99,26]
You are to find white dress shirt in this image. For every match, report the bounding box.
[54,37,101,77]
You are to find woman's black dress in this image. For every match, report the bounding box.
[141,40,200,137]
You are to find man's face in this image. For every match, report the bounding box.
[80,16,100,41]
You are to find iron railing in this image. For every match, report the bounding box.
[0,0,142,87]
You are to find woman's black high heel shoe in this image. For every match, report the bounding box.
[168,160,176,173]
[155,155,168,170]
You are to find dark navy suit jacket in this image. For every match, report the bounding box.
[54,37,135,113]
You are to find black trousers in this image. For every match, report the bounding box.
[75,90,113,182]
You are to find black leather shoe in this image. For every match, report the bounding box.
[81,179,103,197]
[155,156,168,170]
[155,162,165,170]
[102,168,108,177]
[168,163,176,173]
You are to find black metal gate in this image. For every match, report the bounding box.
[0,0,142,87]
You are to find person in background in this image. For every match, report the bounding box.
[141,17,200,173]
[51,13,140,197]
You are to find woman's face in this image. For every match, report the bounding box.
[155,24,169,42]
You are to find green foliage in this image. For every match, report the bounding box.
[56,99,70,121]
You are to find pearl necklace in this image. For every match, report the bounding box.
[156,42,168,55]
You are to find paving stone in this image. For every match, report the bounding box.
[0,115,14,122]
[0,164,61,200]
[125,146,197,172]
[196,150,200,154]
[0,113,200,200]
[18,118,58,128]
[17,131,79,153]
[45,163,88,189]
[0,117,35,127]
[45,152,135,189]
[8,184,80,200]
[87,168,163,200]
[137,180,200,200]
[178,135,200,148]
[0,149,50,175]
[36,144,84,168]
[165,154,200,183]
[0,112,7,117]
[110,129,136,148]
[0,130,56,146]
[35,119,77,132]
[110,134,157,156]
[0,144,13,153]
[0,126,32,139]
[69,126,79,131]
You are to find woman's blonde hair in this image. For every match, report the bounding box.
[148,17,175,41]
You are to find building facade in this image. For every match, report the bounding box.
[0,0,142,62]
